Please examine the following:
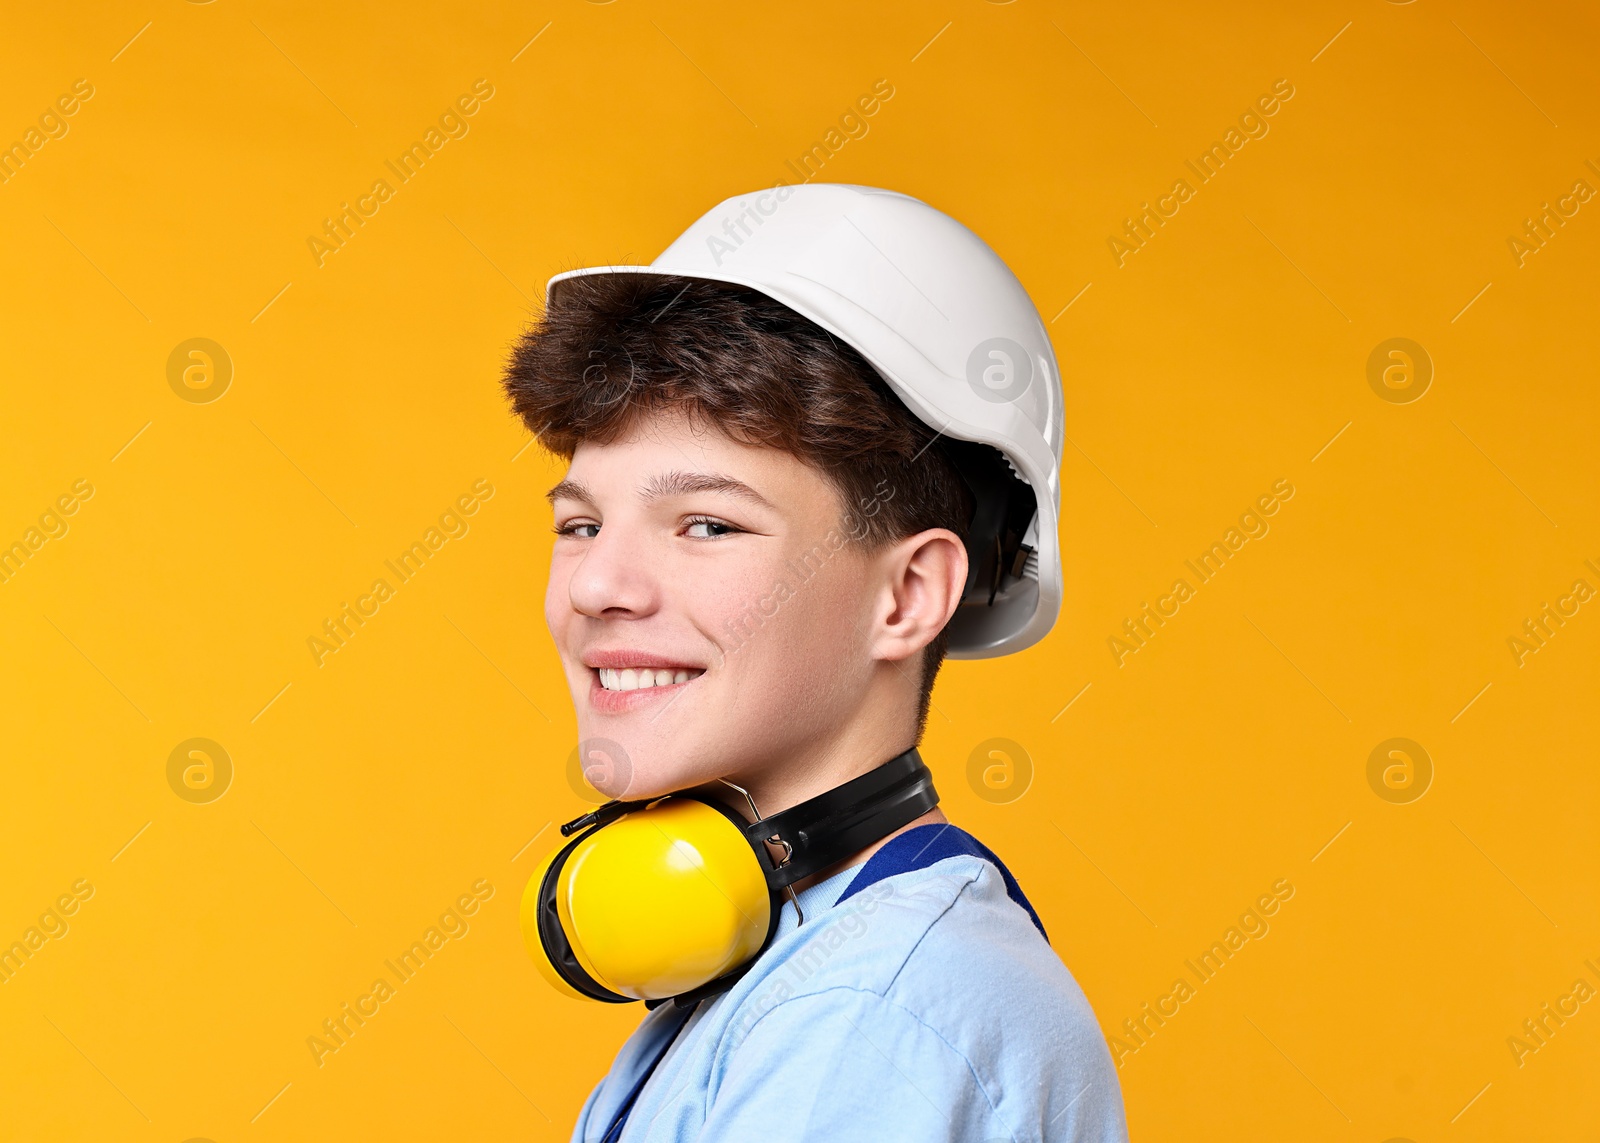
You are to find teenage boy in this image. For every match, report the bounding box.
[503,184,1126,1142]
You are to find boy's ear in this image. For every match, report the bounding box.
[871,528,968,664]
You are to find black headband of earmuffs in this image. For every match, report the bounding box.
[548,747,939,1006]
[734,745,938,889]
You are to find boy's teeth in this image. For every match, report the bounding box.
[599,667,701,691]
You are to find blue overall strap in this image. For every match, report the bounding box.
[600,999,699,1143]
[834,823,1048,941]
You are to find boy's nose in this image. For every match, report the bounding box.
[566,530,660,619]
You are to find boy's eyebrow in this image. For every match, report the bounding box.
[643,470,774,509]
[546,471,774,509]
[546,478,594,504]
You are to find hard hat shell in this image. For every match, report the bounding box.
[548,183,1063,657]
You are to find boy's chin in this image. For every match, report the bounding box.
[575,741,714,803]
[624,759,726,802]
[571,719,768,804]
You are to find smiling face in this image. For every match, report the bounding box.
[547,408,900,806]
[511,275,976,815]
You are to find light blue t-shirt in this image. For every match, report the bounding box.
[570,824,1128,1142]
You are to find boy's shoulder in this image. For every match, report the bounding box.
[722,845,1105,1058]
[695,848,1126,1141]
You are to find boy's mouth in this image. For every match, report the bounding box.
[595,666,704,692]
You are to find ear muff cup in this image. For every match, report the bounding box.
[521,798,778,1002]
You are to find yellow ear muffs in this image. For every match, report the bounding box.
[521,797,775,1002]
[522,747,940,1005]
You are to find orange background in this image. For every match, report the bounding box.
[2,1,1597,1139]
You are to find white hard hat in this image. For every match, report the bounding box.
[547,184,1063,658]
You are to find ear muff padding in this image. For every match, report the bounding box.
[533,827,633,1003]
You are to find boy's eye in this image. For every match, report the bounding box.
[684,516,741,539]
[557,521,600,539]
